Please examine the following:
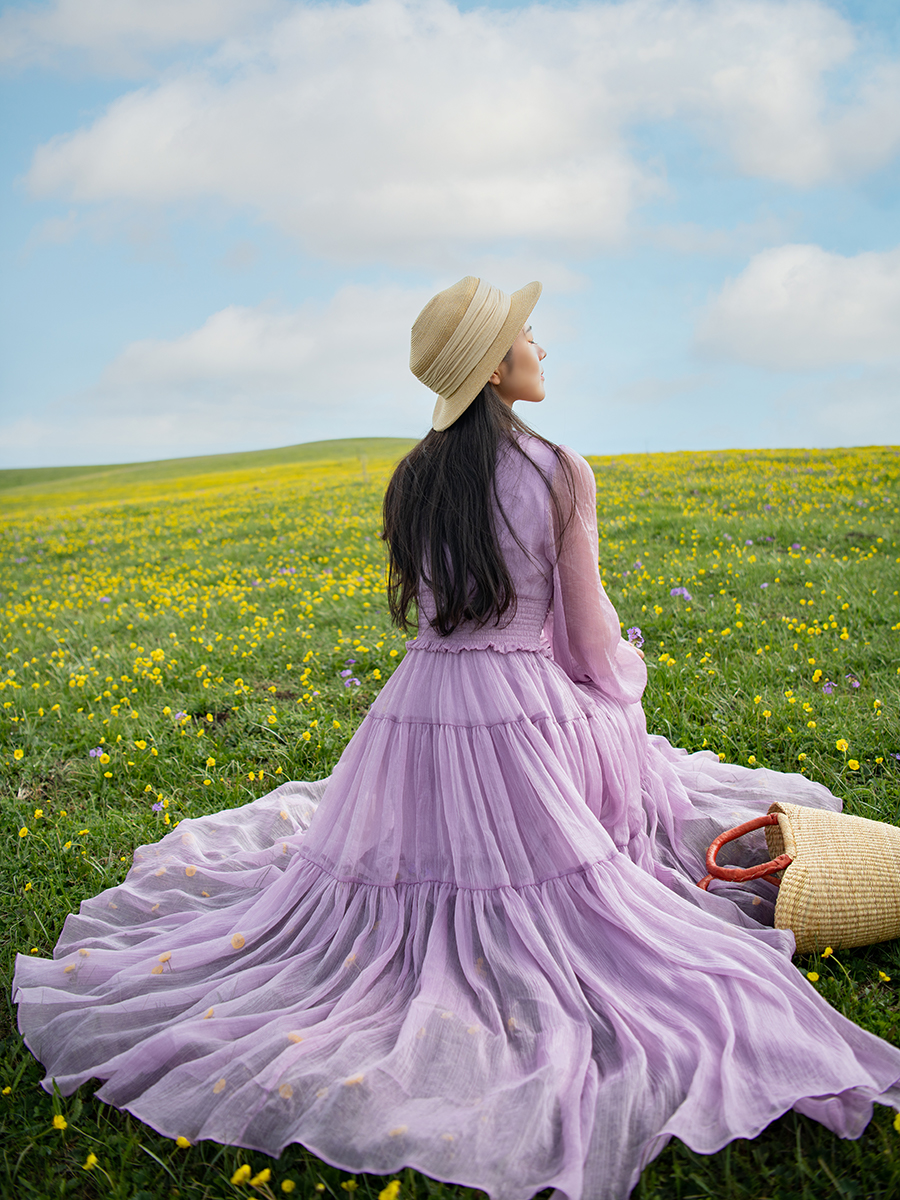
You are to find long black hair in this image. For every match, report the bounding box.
[383,385,575,636]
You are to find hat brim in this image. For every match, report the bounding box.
[430,280,542,431]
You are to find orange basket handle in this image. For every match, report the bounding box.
[697,813,793,891]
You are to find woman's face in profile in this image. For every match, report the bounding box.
[490,326,546,408]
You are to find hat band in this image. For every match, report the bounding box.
[417,278,511,399]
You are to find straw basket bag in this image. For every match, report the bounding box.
[698,801,900,954]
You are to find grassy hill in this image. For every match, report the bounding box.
[0,437,417,510]
[0,436,417,493]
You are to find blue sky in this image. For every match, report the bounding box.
[1,0,899,467]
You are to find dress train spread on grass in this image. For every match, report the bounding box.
[14,440,900,1200]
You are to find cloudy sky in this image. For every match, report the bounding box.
[1,0,899,467]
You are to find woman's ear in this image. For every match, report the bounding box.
[488,366,502,386]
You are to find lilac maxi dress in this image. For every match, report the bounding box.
[13,437,900,1199]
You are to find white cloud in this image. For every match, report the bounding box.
[695,243,900,369]
[0,283,437,466]
[0,0,279,74]
[19,0,900,264]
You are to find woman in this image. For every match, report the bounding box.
[14,277,900,1200]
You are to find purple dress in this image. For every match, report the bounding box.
[13,437,900,1200]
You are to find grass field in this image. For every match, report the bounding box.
[2,436,900,1199]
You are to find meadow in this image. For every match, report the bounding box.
[2,436,899,1199]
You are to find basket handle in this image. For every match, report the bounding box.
[697,813,793,891]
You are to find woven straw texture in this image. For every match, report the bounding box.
[765,801,900,953]
[409,276,541,431]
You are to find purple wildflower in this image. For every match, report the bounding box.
[670,587,692,601]
[764,504,773,510]
[760,582,769,589]
[846,674,860,688]
[822,681,835,695]
[343,677,361,687]
[152,802,164,812]
[791,542,801,550]
[339,669,353,678]
[344,659,356,665]
[764,536,774,542]
[633,561,642,569]
[88,747,102,757]
[745,539,753,545]
[174,711,188,720]
[627,626,644,648]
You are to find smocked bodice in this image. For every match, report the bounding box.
[407,435,647,707]
[409,438,556,655]
[411,594,551,654]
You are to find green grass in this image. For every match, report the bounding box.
[0,437,417,503]
[2,438,900,1198]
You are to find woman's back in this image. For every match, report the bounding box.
[412,435,559,655]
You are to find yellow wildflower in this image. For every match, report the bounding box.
[848,760,860,771]
[231,1164,252,1184]
[379,1182,401,1200]
[835,739,848,753]
[807,972,819,982]
[18,827,27,838]
[282,1183,297,1194]
[176,1136,191,1148]
[250,1169,272,1185]
[52,1114,67,1130]
[82,1152,98,1170]
[13,748,24,760]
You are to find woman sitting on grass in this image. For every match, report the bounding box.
[14,276,900,1200]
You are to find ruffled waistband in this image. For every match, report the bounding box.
[410,596,550,655]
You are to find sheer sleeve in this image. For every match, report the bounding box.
[544,448,647,705]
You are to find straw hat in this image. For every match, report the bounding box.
[410,276,542,431]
